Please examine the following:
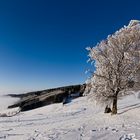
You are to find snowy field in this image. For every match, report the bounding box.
[0,93,140,140]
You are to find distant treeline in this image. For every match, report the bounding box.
[8,84,86,111]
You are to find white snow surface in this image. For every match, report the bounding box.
[0,93,140,140]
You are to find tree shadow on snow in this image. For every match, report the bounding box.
[118,103,140,115]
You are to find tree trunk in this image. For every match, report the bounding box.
[111,96,117,115]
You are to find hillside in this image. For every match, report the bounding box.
[0,93,140,140]
[8,84,85,111]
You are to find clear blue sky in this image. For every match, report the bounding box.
[0,0,139,93]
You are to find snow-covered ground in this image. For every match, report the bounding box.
[0,93,140,140]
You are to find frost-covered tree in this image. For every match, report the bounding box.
[86,20,140,115]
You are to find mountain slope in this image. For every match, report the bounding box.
[0,93,140,140]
